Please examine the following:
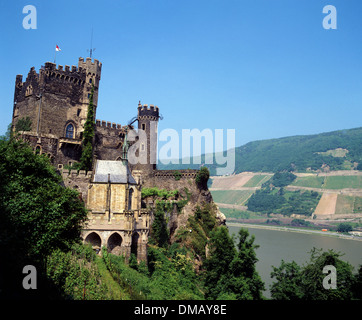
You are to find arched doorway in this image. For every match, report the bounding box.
[107,232,123,255]
[84,232,102,249]
[131,232,140,259]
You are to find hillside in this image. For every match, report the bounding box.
[158,127,362,174]
[209,171,362,229]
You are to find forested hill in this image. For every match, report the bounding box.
[158,127,362,174]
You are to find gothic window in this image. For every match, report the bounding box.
[131,232,139,258]
[65,123,74,138]
[25,85,33,97]
[142,123,145,131]
[128,188,134,210]
[35,145,41,155]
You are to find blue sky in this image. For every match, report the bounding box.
[1,0,361,150]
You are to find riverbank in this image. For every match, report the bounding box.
[226,221,362,242]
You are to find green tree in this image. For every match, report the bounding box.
[0,138,88,298]
[15,116,32,132]
[270,248,357,300]
[150,201,170,248]
[204,227,264,300]
[302,248,355,300]
[195,166,210,189]
[267,172,297,187]
[352,265,362,300]
[337,222,353,233]
[270,260,304,300]
[204,226,237,299]
[80,85,95,171]
[229,228,265,299]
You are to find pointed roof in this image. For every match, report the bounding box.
[93,160,137,184]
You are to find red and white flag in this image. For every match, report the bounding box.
[55,45,61,51]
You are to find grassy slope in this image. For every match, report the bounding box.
[291,175,362,189]
[95,256,127,300]
[158,127,362,174]
[211,190,253,205]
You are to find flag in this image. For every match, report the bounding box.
[55,45,61,51]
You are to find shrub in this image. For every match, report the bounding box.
[173,170,182,180]
[195,166,210,188]
[337,222,353,233]
[15,116,32,132]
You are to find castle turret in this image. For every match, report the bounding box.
[78,57,102,113]
[137,102,160,172]
[12,57,102,167]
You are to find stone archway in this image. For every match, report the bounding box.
[84,232,102,249]
[107,232,123,255]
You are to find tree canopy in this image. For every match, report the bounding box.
[204,227,265,300]
[0,137,88,298]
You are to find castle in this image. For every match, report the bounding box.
[12,57,204,261]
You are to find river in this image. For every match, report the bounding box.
[227,222,362,299]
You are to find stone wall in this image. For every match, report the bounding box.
[140,169,226,242]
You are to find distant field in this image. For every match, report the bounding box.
[323,176,362,189]
[291,176,325,188]
[314,193,338,216]
[210,190,253,205]
[243,175,271,187]
[291,175,362,189]
[335,195,362,214]
[209,173,253,189]
[218,208,264,220]
[316,148,349,158]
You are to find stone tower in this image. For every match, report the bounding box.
[12,57,102,166]
[137,102,160,173]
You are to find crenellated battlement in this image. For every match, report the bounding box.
[137,102,159,118]
[95,119,125,130]
[78,57,102,79]
[61,168,93,178]
[40,62,86,87]
[153,169,198,179]
[43,62,85,74]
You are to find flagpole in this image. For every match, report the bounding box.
[54,49,56,64]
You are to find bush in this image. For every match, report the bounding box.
[150,201,170,247]
[266,172,297,188]
[337,222,353,233]
[47,244,110,300]
[195,166,210,188]
[173,170,182,180]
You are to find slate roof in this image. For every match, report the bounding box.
[93,160,137,184]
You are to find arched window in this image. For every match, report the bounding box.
[131,232,139,259]
[35,145,41,155]
[128,188,134,210]
[65,123,74,138]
